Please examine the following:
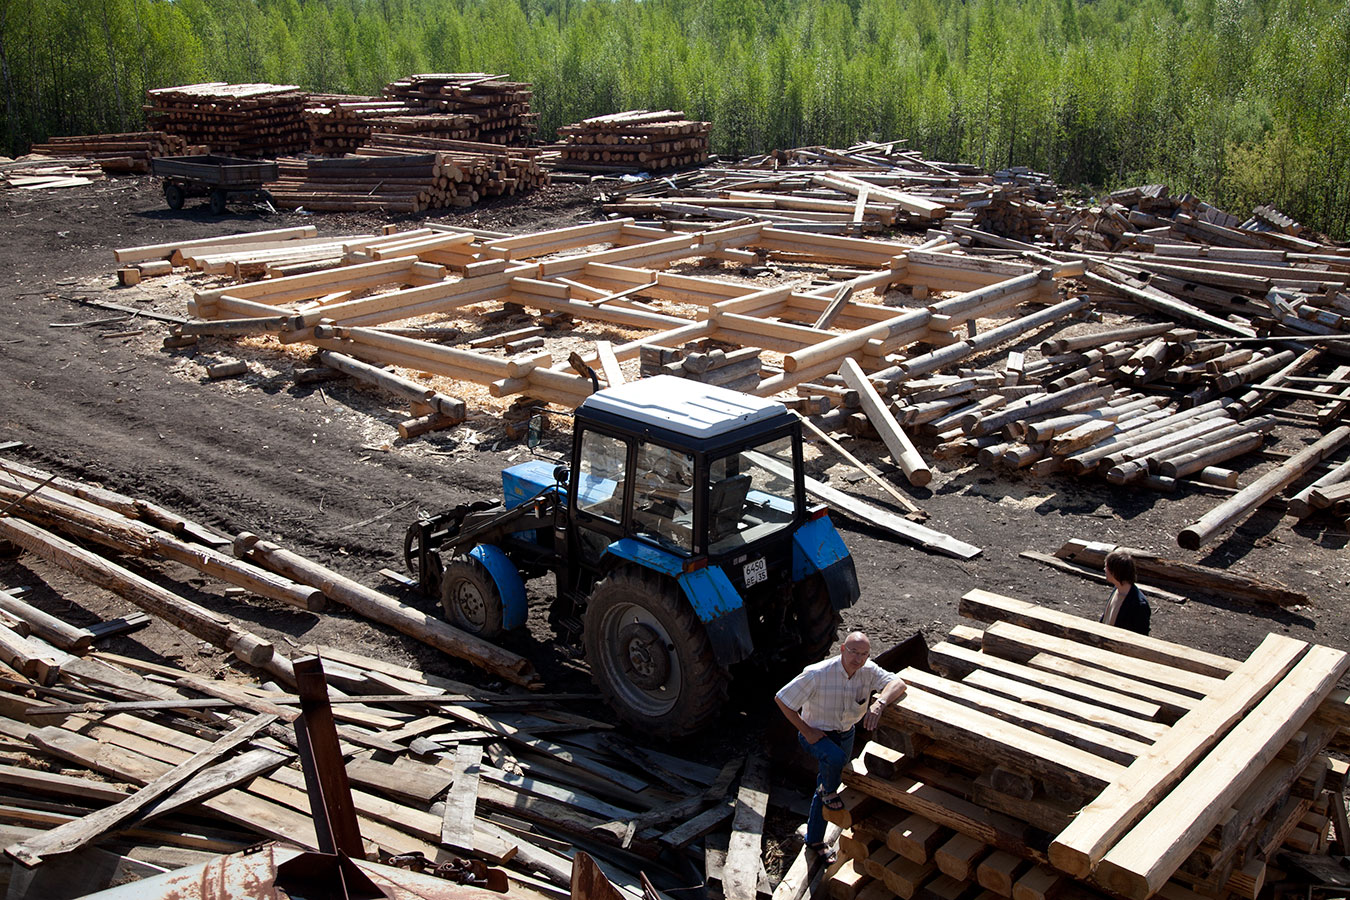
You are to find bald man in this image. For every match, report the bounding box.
[776,631,907,861]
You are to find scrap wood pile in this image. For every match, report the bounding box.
[383,74,538,145]
[303,94,424,155]
[823,589,1350,900]
[26,131,193,173]
[145,82,310,157]
[553,110,711,173]
[0,456,778,898]
[0,157,104,190]
[600,140,967,232]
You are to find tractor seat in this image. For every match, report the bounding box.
[708,474,752,544]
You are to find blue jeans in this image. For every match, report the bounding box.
[798,726,854,845]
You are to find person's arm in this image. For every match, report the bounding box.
[776,694,824,745]
[862,675,907,731]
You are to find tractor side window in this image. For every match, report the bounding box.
[632,443,695,553]
[576,431,627,523]
[709,436,798,554]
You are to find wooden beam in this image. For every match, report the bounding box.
[441,743,483,852]
[839,358,931,486]
[723,755,771,900]
[1094,644,1349,899]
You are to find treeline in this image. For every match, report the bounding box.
[2,0,1348,237]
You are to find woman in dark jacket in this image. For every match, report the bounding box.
[1102,549,1151,635]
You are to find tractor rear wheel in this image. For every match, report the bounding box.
[440,558,504,640]
[788,573,842,666]
[584,567,727,737]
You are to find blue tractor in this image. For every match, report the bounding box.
[406,375,860,736]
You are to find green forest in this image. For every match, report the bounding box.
[1,0,1348,236]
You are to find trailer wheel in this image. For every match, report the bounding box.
[440,558,504,640]
[584,567,727,737]
[209,189,228,215]
[163,182,185,210]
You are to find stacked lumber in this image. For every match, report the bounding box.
[834,589,1350,900]
[303,94,420,155]
[555,110,711,172]
[145,82,309,156]
[0,459,787,900]
[27,131,192,173]
[360,134,549,198]
[269,153,468,213]
[639,342,764,392]
[382,73,537,144]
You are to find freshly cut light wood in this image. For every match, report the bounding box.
[1047,633,1307,878]
[115,226,318,264]
[1094,644,1349,899]
[839,358,931,486]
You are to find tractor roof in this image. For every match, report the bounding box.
[578,375,788,441]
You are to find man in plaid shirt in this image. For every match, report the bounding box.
[775,631,908,862]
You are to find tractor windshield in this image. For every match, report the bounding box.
[709,435,798,555]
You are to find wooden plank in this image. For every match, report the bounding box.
[980,622,1224,699]
[724,755,771,900]
[840,357,931,486]
[1050,632,1308,877]
[881,687,1124,797]
[596,340,626,387]
[1023,652,1198,721]
[898,668,1149,765]
[957,590,1238,677]
[346,755,453,803]
[5,713,274,866]
[1094,644,1350,899]
[442,742,482,852]
[749,451,980,559]
[930,642,1165,724]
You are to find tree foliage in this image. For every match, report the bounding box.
[2,0,1347,236]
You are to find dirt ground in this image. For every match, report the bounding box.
[2,175,1349,841]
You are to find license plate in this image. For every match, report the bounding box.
[744,557,767,586]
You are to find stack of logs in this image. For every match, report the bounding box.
[303,94,421,155]
[27,131,193,173]
[827,589,1350,900]
[555,110,711,172]
[382,74,537,145]
[145,83,310,157]
[268,136,547,212]
[639,342,764,392]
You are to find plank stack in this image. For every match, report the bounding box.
[27,131,192,173]
[145,82,309,156]
[831,589,1350,900]
[0,159,103,190]
[303,94,420,155]
[555,110,711,172]
[382,73,537,144]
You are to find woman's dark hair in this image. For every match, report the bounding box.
[1105,549,1136,585]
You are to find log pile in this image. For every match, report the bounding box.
[639,342,764,392]
[27,131,192,173]
[145,82,309,156]
[0,457,794,900]
[303,94,420,155]
[555,110,711,172]
[359,134,549,199]
[382,73,537,144]
[831,590,1350,900]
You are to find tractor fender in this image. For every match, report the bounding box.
[791,515,861,612]
[603,538,753,668]
[468,544,528,630]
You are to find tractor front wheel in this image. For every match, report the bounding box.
[584,567,727,737]
[440,558,504,640]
